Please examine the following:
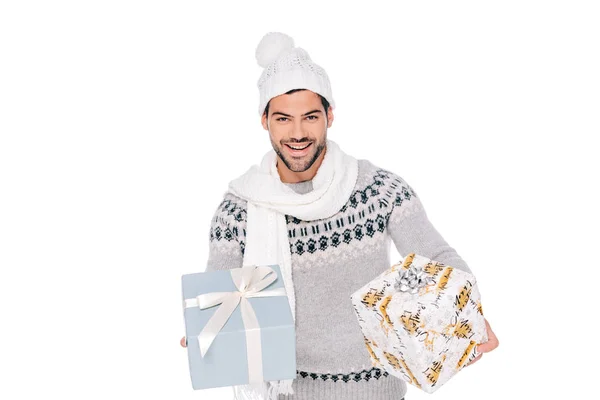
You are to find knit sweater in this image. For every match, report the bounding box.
[205,159,472,400]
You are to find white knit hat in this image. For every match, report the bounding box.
[256,32,335,117]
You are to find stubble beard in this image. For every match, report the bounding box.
[272,135,327,173]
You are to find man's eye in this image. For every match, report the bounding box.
[306,116,317,120]
[277,117,288,122]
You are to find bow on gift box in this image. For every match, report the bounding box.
[394,263,435,294]
[183,266,287,383]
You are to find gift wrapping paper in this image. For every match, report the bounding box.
[351,253,488,393]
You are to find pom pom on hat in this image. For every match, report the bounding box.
[255,32,295,68]
[255,31,335,116]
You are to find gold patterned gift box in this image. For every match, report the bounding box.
[350,253,488,394]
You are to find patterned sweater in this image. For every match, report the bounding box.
[205,159,472,400]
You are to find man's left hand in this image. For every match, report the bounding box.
[465,318,499,367]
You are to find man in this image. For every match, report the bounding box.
[181,32,499,400]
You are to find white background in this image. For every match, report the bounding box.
[1,1,598,399]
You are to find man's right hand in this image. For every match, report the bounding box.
[180,336,187,348]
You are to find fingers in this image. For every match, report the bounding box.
[477,319,499,353]
[180,336,187,348]
[478,337,499,353]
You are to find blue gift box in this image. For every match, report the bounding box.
[181,264,296,390]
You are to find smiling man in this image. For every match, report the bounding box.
[181,32,498,400]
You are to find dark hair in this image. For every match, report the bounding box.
[263,88,330,118]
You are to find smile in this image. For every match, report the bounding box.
[284,142,313,157]
[286,143,311,150]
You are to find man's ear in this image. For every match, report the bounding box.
[327,106,334,128]
[261,112,269,130]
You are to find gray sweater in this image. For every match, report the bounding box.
[205,159,472,400]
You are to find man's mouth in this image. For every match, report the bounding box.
[284,142,312,156]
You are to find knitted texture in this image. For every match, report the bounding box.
[256,32,335,116]
[206,159,472,400]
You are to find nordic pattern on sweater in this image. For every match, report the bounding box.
[208,159,471,274]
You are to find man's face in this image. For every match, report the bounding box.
[261,90,333,176]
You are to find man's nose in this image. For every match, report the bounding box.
[289,120,307,140]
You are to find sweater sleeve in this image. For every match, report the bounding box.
[385,177,473,274]
[204,193,247,272]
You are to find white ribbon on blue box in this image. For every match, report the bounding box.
[182,264,296,390]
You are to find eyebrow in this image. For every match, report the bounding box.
[271,109,322,118]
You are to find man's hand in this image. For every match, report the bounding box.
[465,318,499,367]
[180,336,187,348]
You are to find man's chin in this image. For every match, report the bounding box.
[284,161,312,173]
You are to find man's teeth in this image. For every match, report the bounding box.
[288,143,310,150]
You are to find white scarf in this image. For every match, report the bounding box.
[227,139,358,400]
